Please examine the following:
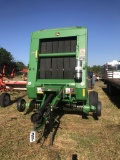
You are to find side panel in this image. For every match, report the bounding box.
[27,38,38,98]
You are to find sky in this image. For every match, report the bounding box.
[0,0,120,66]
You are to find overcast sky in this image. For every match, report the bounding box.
[0,0,120,66]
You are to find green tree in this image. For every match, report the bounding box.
[16,61,27,71]
[0,47,26,76]
[0,47,14,64]
[88,65,102,77]
[0,47,14,74]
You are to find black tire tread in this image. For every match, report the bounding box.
[89,91,98,107]
[0,92,10,107]
[96,101,102,117]
[17,99,26,112]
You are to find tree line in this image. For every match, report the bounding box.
[88,65,102,77]
[0,47,27,76]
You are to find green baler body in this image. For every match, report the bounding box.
[27,26,88,105]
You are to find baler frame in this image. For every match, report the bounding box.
[17,26,102,145]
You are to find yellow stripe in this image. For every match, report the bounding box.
[82,89,85,97]
[35,50,38,58]
[37,92,43,94]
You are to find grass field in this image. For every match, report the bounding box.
[0,80,120,160]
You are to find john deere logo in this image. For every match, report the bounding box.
[56,32,60,36]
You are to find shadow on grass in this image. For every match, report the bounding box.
[11,95,27,104]
[36,107,64,146]
[72,154,78,160]
[34,104,100,146]
[5,92,27,107]
[102,87,120,109]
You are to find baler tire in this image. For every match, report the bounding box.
[96,101,102,117]
[17,99,26,112]
[89,91,98,107]
[0,92,11,107]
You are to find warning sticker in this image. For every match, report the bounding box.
[80,49,85,56]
